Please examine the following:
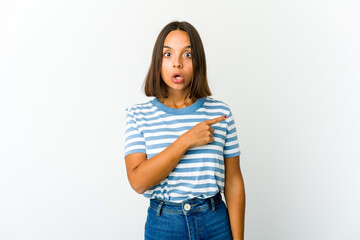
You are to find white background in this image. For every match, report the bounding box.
[1,0,359,239]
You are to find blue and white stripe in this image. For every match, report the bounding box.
[124,96,240,202]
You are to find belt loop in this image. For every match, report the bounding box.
[156,201,164,217]
[210,197,216,212]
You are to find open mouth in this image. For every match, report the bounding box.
[172,73,184,83]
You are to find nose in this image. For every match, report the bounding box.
[173,55,182,68]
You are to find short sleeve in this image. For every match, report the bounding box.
[223,109,241,158]
[124,108,146,158]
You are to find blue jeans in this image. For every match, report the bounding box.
[145,192,233,240]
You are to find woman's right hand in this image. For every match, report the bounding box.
[125,115,227,194]
[181,115,227,148]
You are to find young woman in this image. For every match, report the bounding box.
[124,21,245,240]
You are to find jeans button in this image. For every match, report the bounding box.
[184,204,191,211]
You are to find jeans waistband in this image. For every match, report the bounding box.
[149,192,222,216]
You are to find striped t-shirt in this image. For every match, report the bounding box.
[124,96,240,202]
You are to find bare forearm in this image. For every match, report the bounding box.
[225,180,246,240]
[126,116,227,194]
[132,135,190,193]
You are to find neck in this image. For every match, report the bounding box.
[159,91,197,109]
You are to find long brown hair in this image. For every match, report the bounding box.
[144,21,212,99]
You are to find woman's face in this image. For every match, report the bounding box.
[161,30,193,95]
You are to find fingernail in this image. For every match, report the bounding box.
[224,115,227,118]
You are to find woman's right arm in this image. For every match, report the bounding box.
[125,115,227,194]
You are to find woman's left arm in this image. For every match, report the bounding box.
[224,155,246,240]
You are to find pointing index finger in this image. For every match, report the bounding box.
[206,115,227,125]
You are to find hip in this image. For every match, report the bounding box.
[145,192,233,240]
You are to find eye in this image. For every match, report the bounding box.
[163,52,171,57]
[185,52,192,58]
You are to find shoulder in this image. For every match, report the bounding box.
[204,96,232,112]
[125,99,154,115]
[205,97,238,127]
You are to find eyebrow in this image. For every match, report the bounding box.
[163,45,191,49]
